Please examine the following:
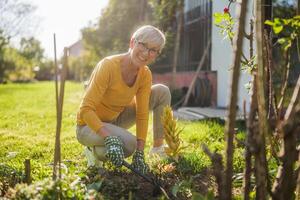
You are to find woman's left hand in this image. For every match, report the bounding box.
[131,150,149,174]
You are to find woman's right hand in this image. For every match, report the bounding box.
[104,135,124,167]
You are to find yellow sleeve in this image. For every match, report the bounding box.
[135,69,152,141]
[79,59,111,132]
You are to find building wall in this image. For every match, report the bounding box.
[69,40,83,57]
[211,0,252,110]
[153,71,217,107]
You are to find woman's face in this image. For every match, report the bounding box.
[129,39,161,68]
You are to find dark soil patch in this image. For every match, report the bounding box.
[85,167,214,200]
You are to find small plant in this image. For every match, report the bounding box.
[0,164,24,196]
[4,175,103,200]
[213,10,235,41]
[161,106,185,161]
[172,178,193,198]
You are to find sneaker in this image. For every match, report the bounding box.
[84,147,103,168]
[149,144,168,158]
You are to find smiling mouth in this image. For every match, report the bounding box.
[138,55,147,62]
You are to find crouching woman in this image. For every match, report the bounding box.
[76,25,171,174]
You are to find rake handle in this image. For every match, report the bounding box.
[122,160,171,200]
[122,160,153,183]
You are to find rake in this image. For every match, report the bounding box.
[122,161,170,199]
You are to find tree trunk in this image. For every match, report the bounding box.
[254,0,269,199]
[171,0,184,89]
[243,76,257,200]
[277,50,291,116]
[223,1,249,199]
[243,19,256,200]
[296,150,300,199]
[272,76,300,199]
[264,0,272,33]
[264,0,272,118]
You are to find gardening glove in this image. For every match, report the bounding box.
[131,150,149,174]
[104,136,124,167]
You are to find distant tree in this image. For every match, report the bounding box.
[68,50,98,81]
[71,0,154,82]
[0,0,36,39]
[273,0,296,18]
[0,30,10,83]
[0,36,45,82]
[0,0,37,83]
[18,37,48,81]
[3,47,33,82]
[148,0,182,67]
[271,1,300,86]
[34,60,54,81]
[19,37,44,63]
[82,0,153,60]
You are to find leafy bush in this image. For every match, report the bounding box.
[5,175,103,200]
[0,164,24,196]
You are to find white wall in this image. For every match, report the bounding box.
[211,0,253,110]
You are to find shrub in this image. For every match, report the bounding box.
[5,175,103,200]
[0,164,24,196]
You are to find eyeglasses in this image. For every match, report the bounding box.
[136,41,160,56]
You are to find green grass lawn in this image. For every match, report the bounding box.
[0,81,85,180]
[0,81,247,199]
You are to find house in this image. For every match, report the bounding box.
[69,40,83,57]
[152,0,252,111]
[211,0,252,111]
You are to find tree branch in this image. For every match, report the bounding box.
[223,1,248,199]
[201,144,225,199]
[254,0,269,198]
[272,76,300,199]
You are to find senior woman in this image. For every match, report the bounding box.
[76,25,171,174]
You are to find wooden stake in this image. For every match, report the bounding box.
[52,33,59,180]
[53,34,59,117]
[24,159,31,184]
[52,37,68,181]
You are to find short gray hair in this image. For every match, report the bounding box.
[131,25,166,51]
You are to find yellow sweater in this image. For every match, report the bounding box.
[77,55,152,141]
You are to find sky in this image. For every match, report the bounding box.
[27,0,109,59]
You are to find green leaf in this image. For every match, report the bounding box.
[294,15,300,20]
[278,38,287,44]
[171,182,181,197]
[265,20,274,26]
[274,18,282,24]
[87,181,102,191]
[284,40,292,51]
[213,13,224,24]
[273,25,283,34]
